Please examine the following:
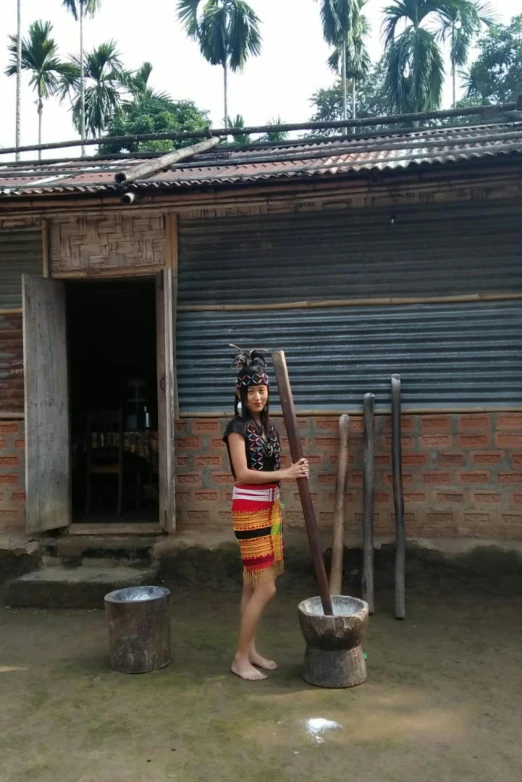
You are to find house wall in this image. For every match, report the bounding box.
[175,412,522,541]
[0,420,25,533]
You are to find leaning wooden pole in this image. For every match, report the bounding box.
[114,136,222,184]
[391,375,406,619]
[272,351,333,616]
[329,414,350,595]
[362,394,375,614]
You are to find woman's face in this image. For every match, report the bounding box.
[245,384,269,415]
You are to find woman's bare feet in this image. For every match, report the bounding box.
[249,651,278,671]
[231,655,267,681]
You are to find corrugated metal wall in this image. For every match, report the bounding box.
[177,201,522,413]
[178,202,522,305]
[177,302,522,412]
[0,229,42,309]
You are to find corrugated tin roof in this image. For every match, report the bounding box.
[1,122,522,197]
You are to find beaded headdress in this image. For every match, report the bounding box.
[230,344,270,390]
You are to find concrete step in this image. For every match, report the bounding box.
[41,535,158,568]
[5,564,161,609]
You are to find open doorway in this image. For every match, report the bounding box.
[67,278,159,523]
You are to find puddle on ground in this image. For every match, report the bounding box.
[303,718,343,744]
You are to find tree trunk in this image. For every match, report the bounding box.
[80,6,86,155]
[452,59,456,110]
[342,41,348,128]
[223,61,228,129]
[37,95,43,162]
[352,78,356,133]
[16,0,22,161]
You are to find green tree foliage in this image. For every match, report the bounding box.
[465,14,522,104]
[100,96,210,153]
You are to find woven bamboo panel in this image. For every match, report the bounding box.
[0,313,24,414]
[50,213,165,274]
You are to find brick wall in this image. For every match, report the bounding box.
[0,420,25,533]
[175,412,522,540]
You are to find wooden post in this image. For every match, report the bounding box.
[272,350,333,616]
[329,414,350,595]
[391,375,406,619]
[115,136,222,184]
[362,394,375,614]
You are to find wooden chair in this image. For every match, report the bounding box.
[85,410,142,517]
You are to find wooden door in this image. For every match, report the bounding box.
[23,275,70,532]
[156,269,176,532]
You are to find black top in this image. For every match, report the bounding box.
[223,416,281,478]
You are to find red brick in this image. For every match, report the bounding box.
[498,473,522,484]
[176,436,201,449]
[383,415,414,432]
[327,492,355,504]
[496,413,522,430]
[177,473,202,486]
[512,493,522,505]
[175,421,187,433]
[435,452,466,466]
[404,491,426,503]
[420,435,452,448]
[306,455,323,466]
[348,417,364,432]
[375,455,391,466]
[354,512,380,524]
[457,471,490,484]
[319,512,334,523]
[195,455,222,468]
[188,510,209,521]
[0,423,19,434]
[496,433,522,448]
[403,453,428,466]
[176,491,191,503]
[436,491,464,504]
[317,473,337,485]
[472,451,503,465]
[314,437,338,450]
[284,511,303,522]
[294,492,319,503]
[218,510,231,522]
[0,510,18,520]
[383,435,414,449]
[463,512,490,524]
[422,472,452,485]
[389,512,416,525]
[0,456,19,466]
[457,414,491,431]
[193,420,220,434]
[176,456,190,467]
[512,454,522,467]
[316,418,340,431]
[458,434,490,449]
[421,415,452,433]
[385,473,413,485]
[14,439,25,449]
[374,492,390,503]
[473,491,500,504]
[502,513,522,524]
[211,473,233,486]
[0,475,18,485]
[210,438,224,450]
[0,439,6,449]
[350,471,363,486]
[427,512,455,525]
[11,491,25,502]
[194,490,219,502]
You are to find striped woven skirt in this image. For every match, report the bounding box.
[232,483,284,586]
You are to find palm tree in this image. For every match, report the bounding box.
[226,114,251,144]
[327,1,370,121]
[62,0,102,152]
[445,2,495,108]
[60,41,126,138]
[178,0,262,127]
[15,0,22,160]
[317,0,360,121]
[383,0,493,115]
[126,62,172,103]
[6,21,75,160]
[258,117,289,143]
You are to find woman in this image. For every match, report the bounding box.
[223,346,309,681]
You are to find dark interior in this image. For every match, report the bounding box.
[67,278,158,522]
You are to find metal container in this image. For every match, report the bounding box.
[104,585,171,674]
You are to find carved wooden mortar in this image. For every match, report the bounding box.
[298,595,369,688]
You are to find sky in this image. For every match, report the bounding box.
[1,0,522,160]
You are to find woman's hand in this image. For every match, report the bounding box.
[282,458,309,481]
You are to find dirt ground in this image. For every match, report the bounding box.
[1,583,521,782]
